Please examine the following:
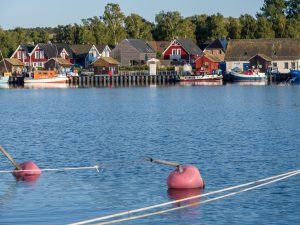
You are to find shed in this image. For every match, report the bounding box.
[0,58,24,75]
[44,57,73,74]
[194,54,221,74]
[92,57,120,75]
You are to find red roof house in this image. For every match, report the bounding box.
[162,38,204,64]
[194,53,222,74]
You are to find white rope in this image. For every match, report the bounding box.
[0,165,101,173]
[69,168,300,225]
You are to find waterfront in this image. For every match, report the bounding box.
[0,83,300,225]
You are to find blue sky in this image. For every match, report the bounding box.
[0,0,264,29]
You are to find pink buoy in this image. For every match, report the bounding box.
[12,161,42,179]
[167,165,204,189]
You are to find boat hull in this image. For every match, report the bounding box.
[230,72,267,81]
[24,76,68,83]
[290,70,300,83]
[0,76,10,84]
[178,75,223,82]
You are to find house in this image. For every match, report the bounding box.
[225,38,300,73]
[44,58,73,74]
[194,54,222,74]
[70,44,111,68]
[92,57,120,75]
[148,41,170,58]
[0,58,24,75]
[10,43,74,70]
[111,39,156,66]
[203,38,227,61]
[162,38,204,64]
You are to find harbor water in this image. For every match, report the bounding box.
[0,83,300,225]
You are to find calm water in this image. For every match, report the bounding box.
[0,83,300,225]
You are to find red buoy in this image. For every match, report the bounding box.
[167,165,204,189]
[12,161,42,179]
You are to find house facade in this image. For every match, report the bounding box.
[225,38,300,73]
[70,44,111,68]
[194,54,221,74]
[163,38,204,64]
[111,39,156,66]
[203,38,227,62]
[44,58,73,74]
[10,43,74,70]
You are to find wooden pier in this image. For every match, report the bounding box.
[69,73,179,87]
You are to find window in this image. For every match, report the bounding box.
[38,62,43,67]
[22,52,27,59]
[17,52,21,59]
[35,51,39,59]
[40,51,44,59]
[291,62,296,69]
[273,62,277,68]
[33,62,36,67]
[172,49,176,55]
[284,62,288,69]
[177,49,181,55]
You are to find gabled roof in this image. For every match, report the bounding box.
[126,39,155,53]
[92,57,120,66]
[176,38,204,56]
[2,58,24,66]
[225,38,300,61]
[54,43,74,57]
[95,45,110,53]
[148,41,170,53]
[248,53,272,62]
[205,38,227,50]
[38,43,59,58]
[70,44,93,58]
[10,44,35,58]
[47,57,73,66]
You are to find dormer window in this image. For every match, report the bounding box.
[40,51,44,59]
[35,51,39,59]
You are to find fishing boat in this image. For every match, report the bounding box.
[178,70,223,82]
[230,68,267,81]
[290,70,300,83]
[24,70,68,83]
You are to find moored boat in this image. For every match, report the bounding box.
[178,70,223,82]
[24,70,68,83]
[230,68,267,81]
[290,70,300,83]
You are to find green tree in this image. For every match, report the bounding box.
[284,18,300,37]
[226,17,241,39]
[239,14,257,39]
[206,13,228,39]
[103,3,126,45]
[176,18,196,40]
[188,15,209,45]
[125,14,153,40]
[286,0,300,18]
[154,11,182,40]
[255,17,275,38]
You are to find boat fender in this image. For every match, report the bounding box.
[12,161,42,178]
[167,165,204,189]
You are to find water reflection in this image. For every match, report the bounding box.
[232,80,268,86]
[24,83,71,89]
[179,81,223,86]
[15,174,41,183]
[0,83,10,89]
[168,188,203,207]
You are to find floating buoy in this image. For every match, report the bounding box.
[167,165,204,189]
[12,161,42,178]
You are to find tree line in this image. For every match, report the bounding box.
[0,0,300,57]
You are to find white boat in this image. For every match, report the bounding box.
[230,68,267,81]
[24,75,68,83]
[24,71,68,83]
[0,76,9,83]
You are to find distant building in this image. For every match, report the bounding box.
[44,58,73,74]
[225,38,300,73]
[111,39,156,66]
[203,38,227,62]
[194,54,222,74]
[92,57,120,75]
[163,38,204,64]
[70,44,111,68]
[0,58,24,75]
[148,41,170,58]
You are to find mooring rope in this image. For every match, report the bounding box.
[0,165,101,173]
[69,168,300,225]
